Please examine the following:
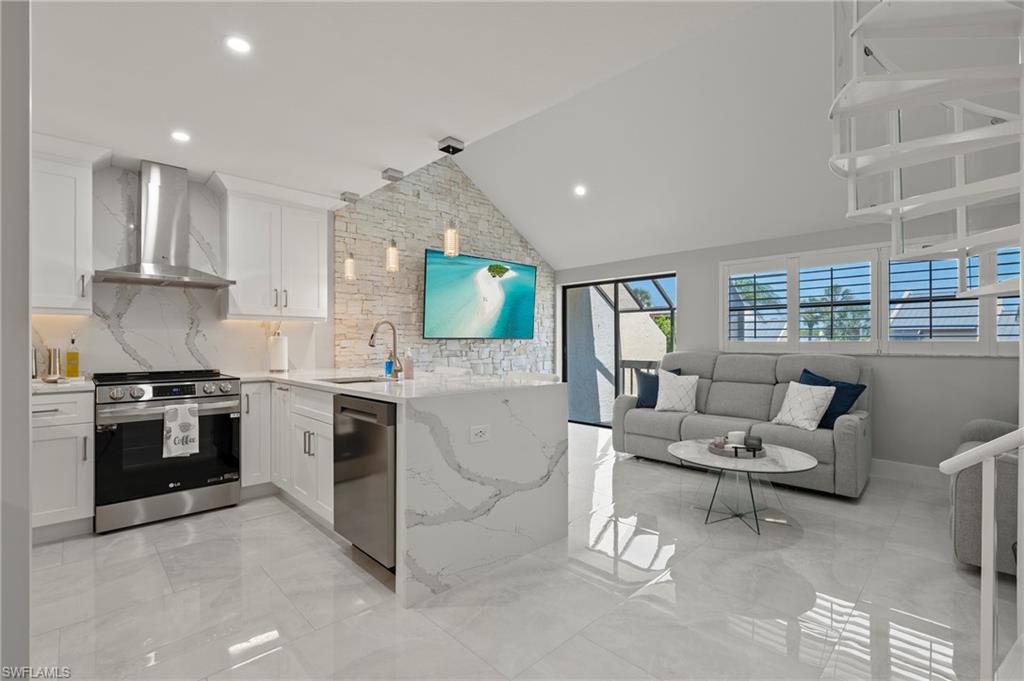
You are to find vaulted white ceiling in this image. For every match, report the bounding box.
[32,1,747,200]
[455,1,850,270]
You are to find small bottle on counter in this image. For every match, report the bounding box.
[66,335,80,378]
[384,352,394,378]
[403,351,414,380]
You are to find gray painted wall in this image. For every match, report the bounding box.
[557,224,1019,469]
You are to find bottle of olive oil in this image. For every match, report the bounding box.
[66,335,80,378]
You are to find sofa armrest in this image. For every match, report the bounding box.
[612,394,638,452]
[833,410,871,498]
[960,418,1017,445]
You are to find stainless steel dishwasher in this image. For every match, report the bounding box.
[333,394,396,569]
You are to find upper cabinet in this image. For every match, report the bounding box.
[207,172,336,321]
[31,134,111,314]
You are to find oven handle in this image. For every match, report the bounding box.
[95,399,240,425]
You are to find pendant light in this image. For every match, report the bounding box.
[443,217,460,257]
[343,249,357,281]
[385,238,400,273]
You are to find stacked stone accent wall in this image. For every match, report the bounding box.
[333,157,555,374]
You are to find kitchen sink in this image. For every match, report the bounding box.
[322,376,394,384]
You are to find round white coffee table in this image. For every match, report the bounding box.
[667,439,818,534]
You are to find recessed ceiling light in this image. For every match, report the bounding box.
[170,130,191,143]
[573,184,587,197]
[225,35,252,54]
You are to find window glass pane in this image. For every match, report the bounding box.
[798,261,872,342]
[728,270,788,342]
[888,258,978,341]
[998,248,1020,342]
[655,277,677,306]
[623,280,669,310]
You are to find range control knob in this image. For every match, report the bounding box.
[219,382,233,393]
[108,387,126,401]
[129,386,145,400]
[203,383,217,395]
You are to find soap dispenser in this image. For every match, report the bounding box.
[66,335,81,378]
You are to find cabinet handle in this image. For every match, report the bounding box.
[276,386,289,392]
[32,408,60,415]
[283,290,289,308]
[274,288,279,307]
[302,430,309,454]
[308,432,315,456]
[79,275,86,298]
[245,394,250,414]
[82,435,88,462]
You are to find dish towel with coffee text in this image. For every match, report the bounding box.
[163,404,200,458]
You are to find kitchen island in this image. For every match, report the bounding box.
[239,370,569,606]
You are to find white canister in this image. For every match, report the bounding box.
[727,430,746,445]
[268,332,288,372]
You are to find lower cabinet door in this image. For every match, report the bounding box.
[290,415,318,510]
[311,419,334,523]
[271,386,292,490]
[32,423,94,527]
[241,383,272,487]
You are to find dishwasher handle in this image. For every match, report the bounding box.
[335,395,394,426]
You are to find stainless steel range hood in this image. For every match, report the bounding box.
[93,161,235,289]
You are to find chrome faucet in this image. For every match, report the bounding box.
[368,320,402,378]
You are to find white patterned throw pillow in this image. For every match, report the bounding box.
[772,381,836,431]
[655,371,699,413]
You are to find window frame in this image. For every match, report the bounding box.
[719,241,1017,357]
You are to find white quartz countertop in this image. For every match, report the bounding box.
[235,368,563,403]
[31,380,93,395]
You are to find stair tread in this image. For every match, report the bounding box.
[956,278,1019,299]
[892,225,1022,260]
[852,0,1022,38]
[847,172,1021,223]
[829,65,1021,119]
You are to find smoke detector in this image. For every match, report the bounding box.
[381,168,404,182]
[339,191,360,203]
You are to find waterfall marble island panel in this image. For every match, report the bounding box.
[239,372,569,607]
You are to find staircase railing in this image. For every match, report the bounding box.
[940,427,1024,680]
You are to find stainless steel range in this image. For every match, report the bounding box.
[93,370,241,533]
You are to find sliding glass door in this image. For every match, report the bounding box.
[563,275,676,426]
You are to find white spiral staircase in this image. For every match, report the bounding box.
[829,2,1022,679]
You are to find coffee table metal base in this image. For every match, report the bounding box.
[699,469,787,535]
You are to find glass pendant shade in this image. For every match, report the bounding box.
[443,220,460,257]
[385,239,400,273]
[343,252,356,281]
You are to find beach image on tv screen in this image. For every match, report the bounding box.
[423,250,537,339]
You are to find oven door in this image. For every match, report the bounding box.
[94,398,240,506]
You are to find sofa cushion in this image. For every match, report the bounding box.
[705,381,774,421]
[682,414,759,441]
[625,409,689,441]
[771,381,836,431]
[712,354,777,384]
[635,368,679,409]
[750,422,836,464]
[776,353,861,384]
[798,369,867,429]
[660,351,717,379]
[655,372,698,413]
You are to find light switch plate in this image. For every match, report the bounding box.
[470,424,490,443]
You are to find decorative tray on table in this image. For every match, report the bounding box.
[707,441,765,459]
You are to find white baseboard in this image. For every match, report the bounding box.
[871,458,947,489]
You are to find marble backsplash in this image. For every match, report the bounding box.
[32,165,330,376]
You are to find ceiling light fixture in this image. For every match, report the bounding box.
[385,239,400,273]
[171,130,191,143]
[573,184,587,197]
[225,36,252,54]
[443,217,460,257]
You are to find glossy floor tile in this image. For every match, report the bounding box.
[29,424,1008,680]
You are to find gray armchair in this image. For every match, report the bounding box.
[949,418,1018,575]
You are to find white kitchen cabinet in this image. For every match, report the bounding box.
[310,418,334,522]
[209,172,335,321]
[271,385,293,490]
[241,383,272,487]
[290,414,319,511]
[30,136,110,314]
[31,422,93,528]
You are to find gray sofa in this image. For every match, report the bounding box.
[612,352,872,498]
[950,418,1018,575]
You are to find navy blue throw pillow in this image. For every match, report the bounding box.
[635,368,680,409]
[798,369,866,429]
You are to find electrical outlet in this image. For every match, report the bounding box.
[470,424,490,443]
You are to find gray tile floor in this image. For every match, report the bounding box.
[30,424,1012,679]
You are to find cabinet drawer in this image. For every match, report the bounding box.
[291,387,333,425]
[31,392,93,427]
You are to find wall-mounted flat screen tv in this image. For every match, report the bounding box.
[422,249,537,339]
